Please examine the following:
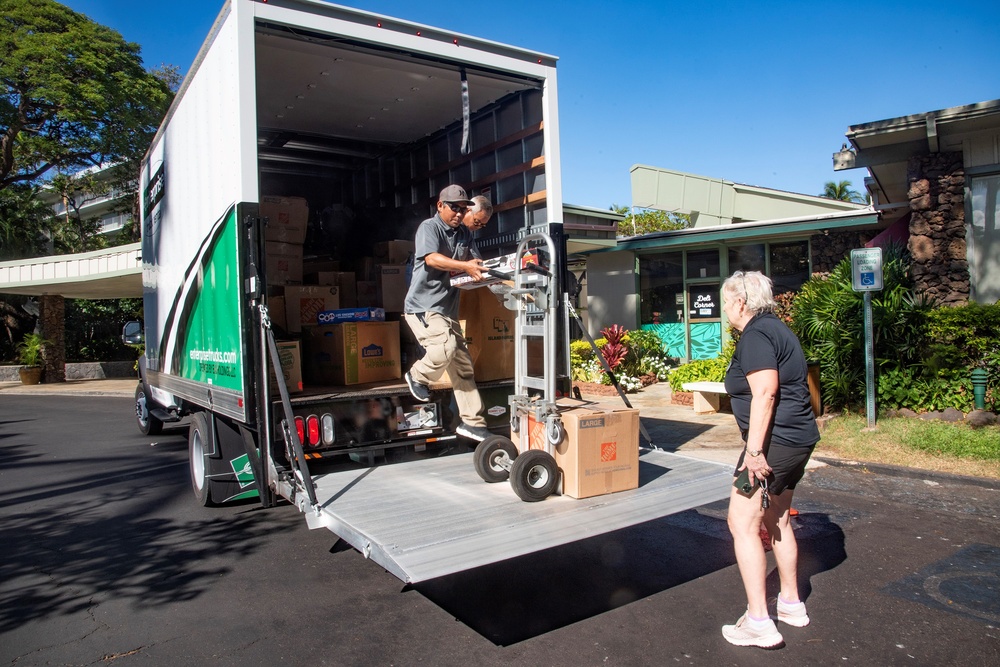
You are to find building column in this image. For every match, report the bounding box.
[39,294,66,383]
[907,152,969,305]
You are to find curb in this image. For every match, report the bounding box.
[814,456,1000,490]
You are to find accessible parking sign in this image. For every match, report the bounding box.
[850,247,884,292]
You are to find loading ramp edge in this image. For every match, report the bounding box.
[298,449,734,583]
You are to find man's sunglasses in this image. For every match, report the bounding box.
[445,202,468,213]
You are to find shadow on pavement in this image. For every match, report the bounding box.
[414,504,849,646]
[0,450,295,635]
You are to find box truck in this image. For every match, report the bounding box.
[131,0,730,583]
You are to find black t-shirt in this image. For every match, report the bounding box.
[724,312,820,448]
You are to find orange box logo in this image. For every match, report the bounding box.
[527,416,546,450]
[600,441,617,462]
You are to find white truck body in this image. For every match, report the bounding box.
[136,0,729,581]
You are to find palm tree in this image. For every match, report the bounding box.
[820,180,867,204]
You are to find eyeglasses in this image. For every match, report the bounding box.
[742,274,748,301]
[445,202,467,213]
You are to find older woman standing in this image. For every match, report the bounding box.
[720,270,820,649]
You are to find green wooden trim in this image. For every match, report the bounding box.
[612,213,879,253]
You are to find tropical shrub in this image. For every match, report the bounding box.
[667,341,734,392]
[790,243,931,410]
[569,326,675,390]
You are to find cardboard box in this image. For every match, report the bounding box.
[284,285,340,333]
[357,280,378,307]
[377,264,408,312]
[449,250,538,289]
[265,241,303,285]
[261,196,309,243]
[317,307,386,324]
[315,271,357,308]
[304,322,401,385]
[374,239,415,265]
[459,288,516,381]
[303,259,340,274]
[268,340,303,394]
[524,400,640,499]
[268,295,287,332]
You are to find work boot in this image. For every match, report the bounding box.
[405,372,430,402]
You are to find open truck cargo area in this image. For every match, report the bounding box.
[134,0,729,583]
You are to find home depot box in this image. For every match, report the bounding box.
[374,239,414,265]
[524,400,640,499]
[304,321,401,385]
[261,195,309,243]
[377,265,407,312]
[316,271,357,308]
[284,285,340,333]
[264,241,304,285]
[268,340,303,394]
[460,287,515,381]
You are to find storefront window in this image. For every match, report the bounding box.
[728,244,766,273]
[639,252,683,324]
[686,249,720,279]
[769,241,810,294]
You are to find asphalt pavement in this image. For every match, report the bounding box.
[2,382,1000,665]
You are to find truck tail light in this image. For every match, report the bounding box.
[294,416,305,445]
[321,414,335,445]
[306,414,321,447]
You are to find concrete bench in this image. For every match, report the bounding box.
[681,381,729,414]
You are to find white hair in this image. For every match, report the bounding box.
[722,270,776,314]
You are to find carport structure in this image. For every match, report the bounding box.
[0,243,142,382]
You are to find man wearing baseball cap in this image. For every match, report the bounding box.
[402,185,491,442]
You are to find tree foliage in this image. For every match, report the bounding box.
[820,180,867,204]
[611,205,691,237]
[0,183,50,259]
[0,0,173,192]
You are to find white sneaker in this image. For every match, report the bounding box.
[777,597,810,627]
[721,611,784,648]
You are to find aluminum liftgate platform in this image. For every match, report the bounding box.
[301,449,733,583]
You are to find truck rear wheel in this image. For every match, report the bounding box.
[510,449,559,502]
[189,412,215,507]
[134,383,163,436]
[473,435,517,483]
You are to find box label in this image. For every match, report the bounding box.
[579,416,605,429]
[600,441,618,462]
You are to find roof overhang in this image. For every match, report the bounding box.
[611,209,880,253]
[0,243,142,300]
[834,99,1000,223]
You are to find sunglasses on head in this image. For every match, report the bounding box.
[445,202,467,213]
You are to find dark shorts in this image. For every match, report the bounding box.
[734,442,816,495]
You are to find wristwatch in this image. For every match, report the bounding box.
[747,448,763,457]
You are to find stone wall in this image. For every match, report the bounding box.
[810,229,874,274]
[907,152,969,305]
[0,361,135,382]
[39,294,65,383]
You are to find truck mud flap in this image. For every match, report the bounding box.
[299,449,732,583]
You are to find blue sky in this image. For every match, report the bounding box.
[62,0,1000,210]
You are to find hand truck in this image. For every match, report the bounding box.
[471,232,565,501]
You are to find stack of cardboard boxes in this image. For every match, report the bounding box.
[262,198,519,394]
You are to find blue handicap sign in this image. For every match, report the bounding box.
[861,271,875,286]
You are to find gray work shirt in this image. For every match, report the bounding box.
[403,214,480,320]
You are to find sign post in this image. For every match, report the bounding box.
[850,248,883,429]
